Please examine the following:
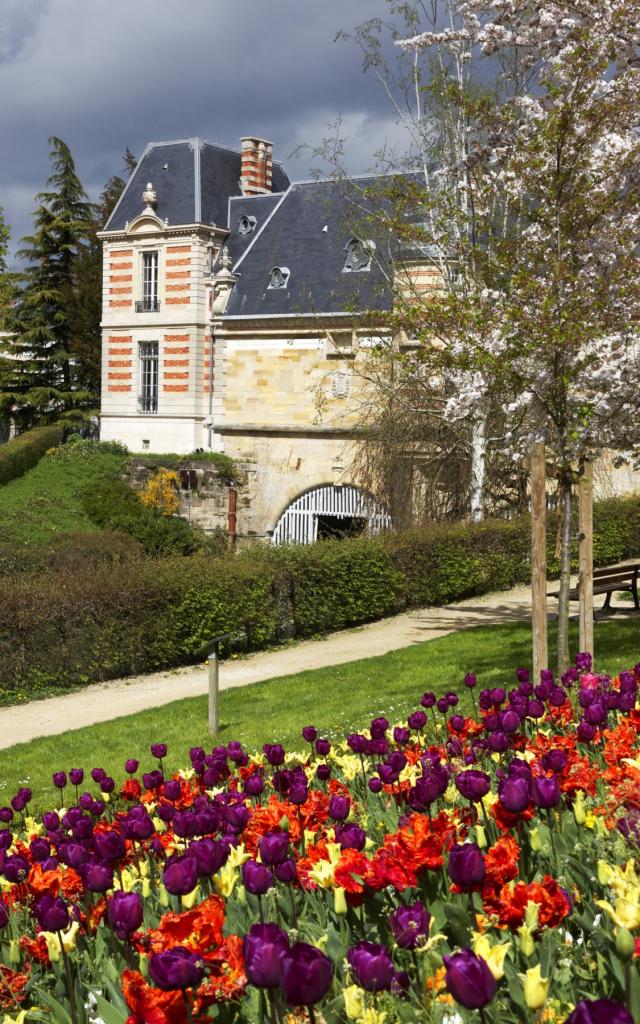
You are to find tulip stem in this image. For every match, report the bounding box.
[546,811,559,876]
[58,932,78,1024]
[308,1007,317,1024]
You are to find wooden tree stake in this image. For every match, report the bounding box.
[531,442,548,682]
[578,461,594,659]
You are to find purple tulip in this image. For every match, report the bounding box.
[150,743,168,760]
[243,923,289,988]
[516,668,530,683]
[501,710,521,734]
[577,720,596,742]
[443,949,496,1009]
[328,796,350,821]
[347,734,368,754]
[188,838,229,877]
[263,744,285,766]
[100,777,116,794]
[488,731,509,753]
[280,941,333,1006]
[289,782,309,805]
[563,999,633,1024]
[52,772,67,790]
[448,843,486,889]
[315,738,331,756]
[388,902,431,949]
[225,803,250,832]
[10,795,25,813]
[0,809,12,824]
[91,768,106,783]
[336,824,366,851]
[161,779,181,802]
[464,673,477,688]
[163,855,198,896]
[149,947,203,991]
[124,759,139,775]
[244,774,265,798]
[107,891,143,939]
[316,764,331,782]
[542,749,568,773]
[242,859,273,895]
[368,777,382,794]
[348,941,395,992]
[393,726,410,745]
[143,770,164,791]
[94,830,126,865]
[82,861,114,893]
[498,776,531,814]
[274,859,298,883]
[407,710,427,730]
[447,692,459,707]
[575,652,593,672]
[259,832,290,866]
[437,697,450,714]
[421,691,436,707]
[527,699,545,719]
[450,715,466,733]
[370,717,389,738]
[69,768,84,786]
[35,894,70,933]
[3,855,29,882]
[42,811,59,831]
[30,838,50,862]
[532,776,561,809]
[302,726,317,743]
[455,770,491,802]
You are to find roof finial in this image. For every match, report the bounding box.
[143,182,157,211]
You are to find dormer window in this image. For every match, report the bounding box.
[343,237,375,273]
[268,266,290,289]
[238,215,257,236]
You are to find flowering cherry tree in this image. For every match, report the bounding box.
[390,0,640,671]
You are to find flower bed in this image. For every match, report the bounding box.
[0,656,638,1023]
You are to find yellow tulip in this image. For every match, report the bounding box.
[517,924,536,958]
[228,843,251,868]
[596,898,640,931]
[471,933,511,980]
[360,1010,387,1024]
[181,885,200,909]
[530,828,542,852]
[40,921,81,961]
[476,824,487,849]
[343,985,366,1020]
[334,887,348,915]
[214,863,239,899]
[159,884,170,907]
[522,964,550,1009]
[573,791,587,825]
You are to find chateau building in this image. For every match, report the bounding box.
[98,136,400,541]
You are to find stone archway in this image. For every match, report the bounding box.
[271,484,391,545]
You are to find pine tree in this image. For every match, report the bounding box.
[3,138,96,428]
[72,149,137,396]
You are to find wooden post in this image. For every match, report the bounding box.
[531,442,548,682]
[208,646,220,736]
[578,460,594,659]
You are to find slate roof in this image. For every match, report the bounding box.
[104,139,290,231]
[226,193,285,263]
[223,178,394,318]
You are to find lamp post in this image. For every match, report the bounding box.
[204,633,233,736]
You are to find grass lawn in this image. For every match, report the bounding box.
[1,616,638,810]
[0,445,127,547]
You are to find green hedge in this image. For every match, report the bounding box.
[0,425,64,486]
[0,494,639,700]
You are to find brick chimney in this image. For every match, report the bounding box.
[240,136,273,195]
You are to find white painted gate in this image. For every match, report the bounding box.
[271,484,392,545]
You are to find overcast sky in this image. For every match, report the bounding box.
[0,0,409,263]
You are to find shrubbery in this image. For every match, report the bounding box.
[81,478,210,557]
[0,424,64,485]
[0,494,639,700]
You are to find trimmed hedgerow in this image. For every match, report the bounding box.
[0,424,64,486]
[0,494,639,701]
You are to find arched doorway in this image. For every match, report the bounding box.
[271,484,391,545]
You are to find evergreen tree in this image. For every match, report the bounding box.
[3,137,95,428]
[72,149,137,396]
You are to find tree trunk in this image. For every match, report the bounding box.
[556,470,573,676]
[469,406,488,522]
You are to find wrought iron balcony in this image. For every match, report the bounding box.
[135,299,161,313]
[138,394,158,414]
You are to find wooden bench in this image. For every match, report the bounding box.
[548,562,640,613]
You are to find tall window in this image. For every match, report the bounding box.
[137,251,159,312]
[139,341,158,413]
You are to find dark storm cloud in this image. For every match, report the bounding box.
[0,0,408,262]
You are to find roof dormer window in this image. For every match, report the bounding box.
[343,237,375,273]
[268,266,290,289]
[238,215,257,236]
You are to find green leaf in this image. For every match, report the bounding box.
[95,995,128,1024]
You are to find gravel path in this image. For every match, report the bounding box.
[0,584,533,749]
